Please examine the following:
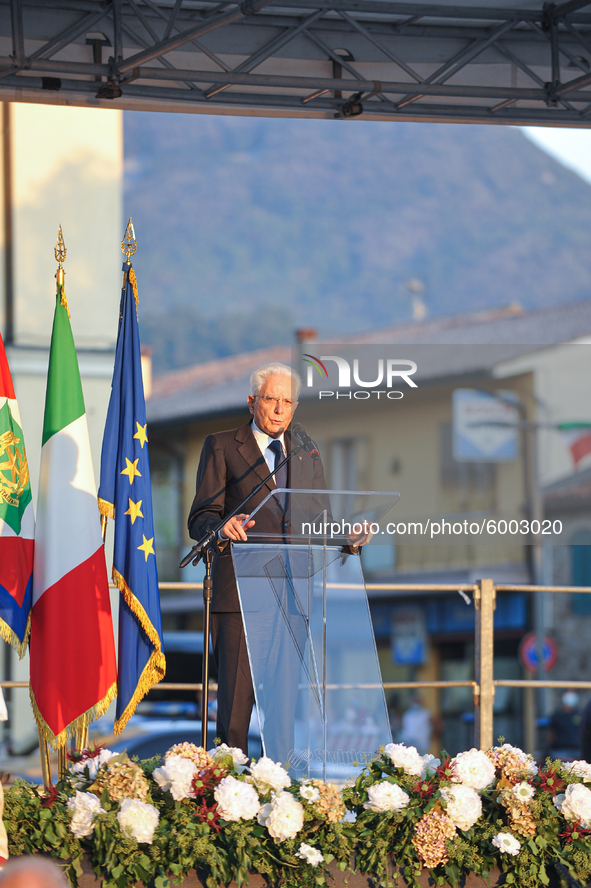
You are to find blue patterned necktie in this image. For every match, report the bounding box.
[269,439,288,507]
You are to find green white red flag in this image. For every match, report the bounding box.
[0,333,34,657]
[30,282,117,747]
[558,423,591,469]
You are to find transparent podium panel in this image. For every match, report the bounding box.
[232,523,395,785]
[243,488,400,548]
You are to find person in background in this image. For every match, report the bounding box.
[0,858,67,888]
[400,694,441,755]
[548,690,581,761]
[579,694,591,763]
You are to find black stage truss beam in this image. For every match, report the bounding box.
[0,0,590,124]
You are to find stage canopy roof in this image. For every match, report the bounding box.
[1,0,590,124]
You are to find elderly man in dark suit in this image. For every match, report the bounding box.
[188,362,327,756]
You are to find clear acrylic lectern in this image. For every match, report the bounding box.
[231,489,399,784]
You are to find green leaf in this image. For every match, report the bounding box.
[539,865,550,885]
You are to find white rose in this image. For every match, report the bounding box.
[451,749,496,791]
[214,775,260,821]
[511,782,535,802]
[440,785,482,830]
[117,798,160,844]
[564,761,591,783]
[209,744,249,770]
[296,843,324,866]
[492,833,521,856]
[559,783,591,828]
[67,791,104,838]
[554,793,565,811]
[383,743,424,777]
[257,791,304,841]
[249,757,291,794]
[299,783,320,802]
[69,749,115,785]
[363,781,410,813]
[153,755,198,801]
[421,754,441,777]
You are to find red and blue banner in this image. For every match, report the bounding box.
[0,333,34,658]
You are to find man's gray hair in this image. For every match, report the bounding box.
[250,362,302,399]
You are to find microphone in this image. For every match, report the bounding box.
[292,423,320,460]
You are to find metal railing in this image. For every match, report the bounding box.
[3,578,590,753]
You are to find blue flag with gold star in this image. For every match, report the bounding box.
[98,261,165,734]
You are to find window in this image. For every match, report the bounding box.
[439,422,497,512]
[571,529,591,615]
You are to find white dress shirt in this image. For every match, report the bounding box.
[251,420,286,474]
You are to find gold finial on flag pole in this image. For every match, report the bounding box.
[55,224,66,286]
[54,225,70,318]
[121,217,137,263]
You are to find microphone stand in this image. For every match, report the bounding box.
[179,442,305,749]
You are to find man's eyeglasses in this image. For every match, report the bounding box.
[257,395,294,407]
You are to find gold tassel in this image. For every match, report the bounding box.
[57,282,71,322]
[0,613,30,659]
[30,681,117,750]
[98,497,114,519]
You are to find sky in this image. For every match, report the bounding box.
[521,126,591,185]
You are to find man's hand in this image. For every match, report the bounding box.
[348,519,374,549]
[220,514,256,541]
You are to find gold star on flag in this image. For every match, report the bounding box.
[124,498,143,525]
[138,534,155,561]
[133,422,148,448]
[120,457,142,484]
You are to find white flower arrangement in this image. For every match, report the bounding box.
[299,783,320,802]
[249,757,291,794]
[258,791,305,841]
[492,833,521,856]
[511,781,535,802]
[67,791,105,838]
[556,783,591,828]
[564,760,591,783]
[296,843,324,866]
[117,798,160,844]
[440,784,482,830]
[152,755,197,801]
[363,781,410,813]
[214,775,261,821]
[209,744,249,770]
[69,749,115,786]
[383,743,424,777]
[451,748,496,791]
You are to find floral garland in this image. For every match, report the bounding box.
[5,741,591,888]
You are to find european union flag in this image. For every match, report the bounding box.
[98,259,165,734]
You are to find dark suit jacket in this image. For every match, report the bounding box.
[188,421,328,611]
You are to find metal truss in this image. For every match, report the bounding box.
[0,0,591,124]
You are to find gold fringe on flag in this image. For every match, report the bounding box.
[0,613,30,659]
[112,566,166,735]
[128,267,139,308]
[98,497,115,520]
[57,282,70,322]
[30,680,117,750]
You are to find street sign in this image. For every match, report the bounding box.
[519,632,558,674]
[453,389,519,462]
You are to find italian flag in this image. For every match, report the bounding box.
[558,423,591,468]
[30,284,117,747]
[0,333,34,657]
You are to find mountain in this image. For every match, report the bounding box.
[123,113,591,374]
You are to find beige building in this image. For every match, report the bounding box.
[146,300,591,753]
